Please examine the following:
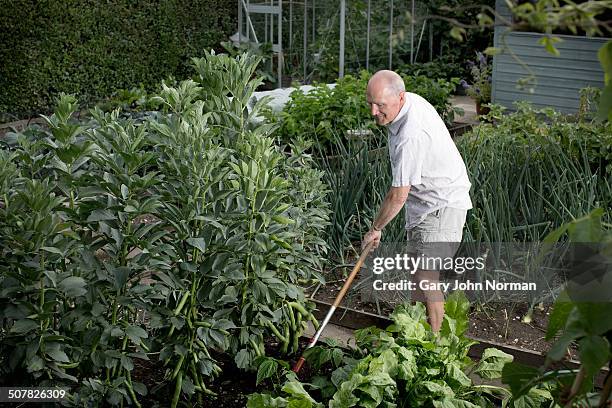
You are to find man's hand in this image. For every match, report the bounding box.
[361,228,382,251]
[361,186,409,251]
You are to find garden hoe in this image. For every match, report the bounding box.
[292,241,376,373]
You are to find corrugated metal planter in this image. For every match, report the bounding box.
[492,0,610,113]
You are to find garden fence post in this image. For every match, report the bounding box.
[410,0,415,64]
[312,0,316,44]
[415,19,426,62]
[238,0,242,43]
[303,0,308,81]
[366,0,371,71]
[429,22,433,61]
[278,0,282,88]
[389,0,394,69]
[340,0,346,78]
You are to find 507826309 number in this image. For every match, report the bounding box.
[0,387,67,402]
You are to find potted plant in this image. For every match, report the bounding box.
[460,51,492,115]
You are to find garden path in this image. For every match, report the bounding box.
[451,95,479,124]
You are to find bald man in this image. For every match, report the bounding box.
[361,70,472,332]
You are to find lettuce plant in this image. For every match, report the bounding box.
[248,292,514,407]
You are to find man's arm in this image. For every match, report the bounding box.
[373,186,410,230]
[362,186,410,249]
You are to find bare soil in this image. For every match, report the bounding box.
[132,352,259,408]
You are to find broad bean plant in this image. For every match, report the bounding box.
[0,51,330,407]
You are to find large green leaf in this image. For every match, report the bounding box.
[46,348,70,363]
[58,276,87,297]
[421,381,455,397]
[329,373,365,408]
[282,380,322,406]
[396,347,416,381]
[474,348,514,380]
[368,350,398,378]
[87,209,115,222]
[390,306,428,341]
[446,362,472,387]
[120,355,134,371]
[545,291,573,340]
[256,358,278,385]
[578,335,611,378]
[26,355,45,372]
[10,319,39,334]
[113,266,130,291]
[125,326,148,344]
[41,246,63,255]
[443,291,470,336]
[575,303,612,336]
[510,388,554,408]
[501,362,540,397]
[186,237,206,253]
[547,327,583,362]
[433,398,479,408]
[235,349,252,369]
[567,208,604,242]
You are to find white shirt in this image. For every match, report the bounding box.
[387,92,472,229]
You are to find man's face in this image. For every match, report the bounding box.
[366,83,404,126]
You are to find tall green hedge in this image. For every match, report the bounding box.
[0,0,237,119]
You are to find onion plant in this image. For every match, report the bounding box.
[316,128,405,263]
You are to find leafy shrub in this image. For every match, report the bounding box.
[0,0,236,119]
[248,292,515,407]
[273,72,378,152]
[396,60,463,83]
[273,71,461,151]
[0,96,160,405]
[404,75,462,124]
[0,52,330,406]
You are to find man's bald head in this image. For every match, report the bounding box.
[368,70,405,95]
[366,70,406,126]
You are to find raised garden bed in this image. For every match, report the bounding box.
[306,265,558,356]
[306,299,609,388]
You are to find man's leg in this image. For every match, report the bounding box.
[413,269,445,332]
[408,208,466,332]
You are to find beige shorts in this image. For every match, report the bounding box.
[406,207,467,269]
